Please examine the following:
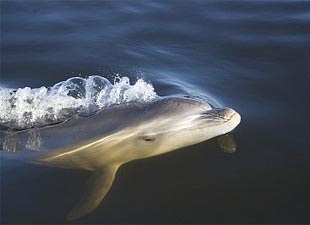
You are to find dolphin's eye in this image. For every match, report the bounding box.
[140,136,156,142]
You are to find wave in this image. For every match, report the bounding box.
[0,76,158,130]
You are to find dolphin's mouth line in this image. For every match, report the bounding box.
[199,110,237,121]
[166,111,239,149]
[199,110,237,124]
[178,111,239,133]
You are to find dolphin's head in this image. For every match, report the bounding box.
[121,97,241,161]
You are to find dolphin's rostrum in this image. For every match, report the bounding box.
[0,97,241,220]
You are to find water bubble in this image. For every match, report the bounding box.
[58,77,87,99]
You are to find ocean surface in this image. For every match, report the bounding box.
[1,0,310,224]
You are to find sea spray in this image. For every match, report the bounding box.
[0,76,158,130]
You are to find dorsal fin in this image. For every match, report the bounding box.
[66,164,120,220]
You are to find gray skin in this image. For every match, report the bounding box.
[0,97,241,220]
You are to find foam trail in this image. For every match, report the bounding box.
[0,76,158,130]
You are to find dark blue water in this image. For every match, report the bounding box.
[1,0,310,223]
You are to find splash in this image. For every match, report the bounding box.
[0,76,158,130]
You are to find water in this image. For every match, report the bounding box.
[1,0,310,223]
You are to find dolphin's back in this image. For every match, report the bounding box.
[0,104,142,162]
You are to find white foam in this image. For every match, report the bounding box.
[0,76,158,130]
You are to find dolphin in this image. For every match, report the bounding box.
[0,96,241,220]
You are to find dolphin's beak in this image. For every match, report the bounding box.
[200,108,241,131]
[223,108,241,129]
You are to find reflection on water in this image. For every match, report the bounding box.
[3,131,20,152]
[2,129,43,152]
[25,129,43,151]
[217,133,237,154]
